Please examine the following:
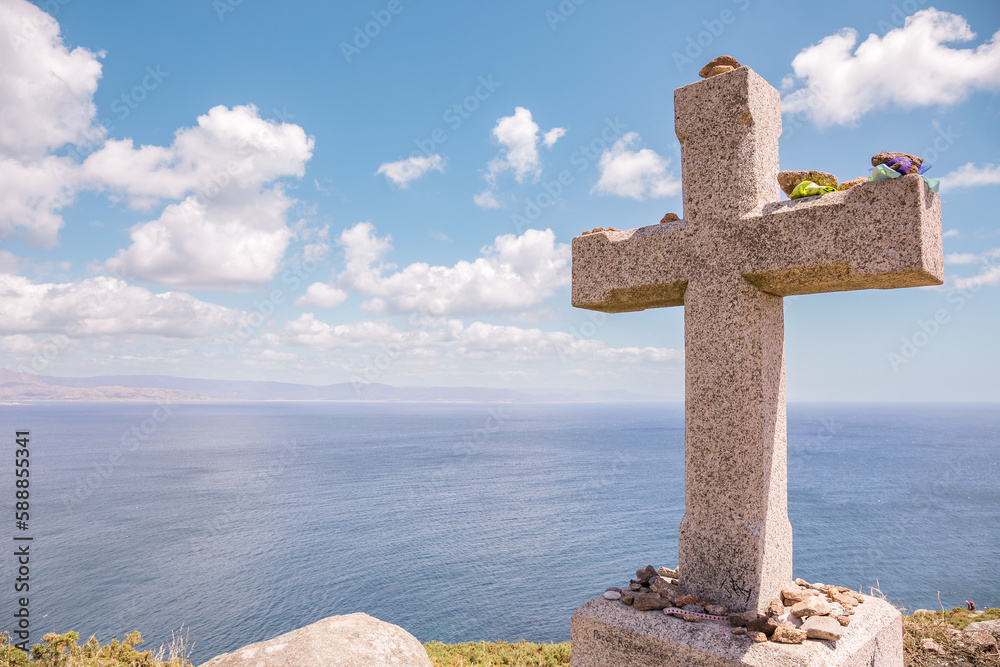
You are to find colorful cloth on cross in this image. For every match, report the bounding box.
[789,180,837,199]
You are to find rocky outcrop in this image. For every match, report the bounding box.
[200,613,432,667]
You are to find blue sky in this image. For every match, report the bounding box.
[1,0,999,400]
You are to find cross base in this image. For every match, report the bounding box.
[570,595,902,667]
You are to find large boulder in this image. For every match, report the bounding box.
[200,613,432,667]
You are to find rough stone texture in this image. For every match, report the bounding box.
[199,613,431,667]
[838,176,867,191]
[777,170,838,196]
[801,615,845,641]
[634,593,672,611]
[766,599,784,617]
[571,69,943,617]
[570,594,904,666]
[872,151,922,173]
[699,56,741,78]
[967,619,1000,637]
[772,622,807,644]
[790,596,832,617]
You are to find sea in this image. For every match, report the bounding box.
[0,401,997,663]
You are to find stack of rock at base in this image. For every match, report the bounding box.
[603,568,865,646]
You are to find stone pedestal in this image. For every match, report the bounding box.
[570,594,903,667]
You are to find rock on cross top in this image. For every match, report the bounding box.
[570,64,942,666]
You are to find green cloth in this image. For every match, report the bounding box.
[790,180,837,199]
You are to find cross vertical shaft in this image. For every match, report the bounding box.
[674,69,791,612]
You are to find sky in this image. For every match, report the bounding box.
[1,0,999,400]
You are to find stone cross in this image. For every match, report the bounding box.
[572,67,943,614]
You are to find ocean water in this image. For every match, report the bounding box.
[0,401,997,663]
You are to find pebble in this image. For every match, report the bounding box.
[682,614,699,623]
[748,615,780,637]
[731,626,746,636]
[633,593,671,612]
[605,587,621,593]
[728,611,757,628]
[657,566,679,579]
[682,604,705,614]
[636,565,657,582]
[677,594,698,607]
[748,631,768,643]
[790,596,832,618]
[704,604,729,617]
[801,615,844,641]
[772,622,807,644]
[603,590,622,600]
[835,616,851,627]
[659,213,679,225]
[766,598,784,617]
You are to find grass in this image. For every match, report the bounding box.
[424,640,570,667]
[1,608,994,667]
[902,606,1000,666]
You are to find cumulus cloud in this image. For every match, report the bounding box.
[0,0,104,245]
[327,222,570,315]
[96,104,314,290]
[592,133,681,200]
[782,9,1000,127]
[277,314,682,369]
[294,282,349,309]
[376,154,445,189]
[0,273,242,337]
[939,162,1000,190]
[476,107,565,209]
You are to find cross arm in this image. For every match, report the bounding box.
[571,221,694,313]
[739,175,943,296]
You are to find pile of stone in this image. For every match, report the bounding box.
[581,226,622,235]
[603,567,864,645]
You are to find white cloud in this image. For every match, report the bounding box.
[473,189,502,209]
[0,0,104,245]
[783,9,1000,127]
[476,107,565,209]
[0,0,104,159]
[277,314,682,368]
[939,162,1000,190]
[294,282,349,309]
[376,154,444,189]
[951,265,1000,290]
[95,104,314,290]
[942,229,961,238]
[945,247,1000,265]
[280,314,404,349]
[542,127,567,148]
[331,222,570,315]
[0,273,242,337]
[943,247,1000,290]
[592,133,681,200]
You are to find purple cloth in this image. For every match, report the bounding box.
[885,157,912,175]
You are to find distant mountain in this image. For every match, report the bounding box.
[0,369,211,402]
[0,369,657,402]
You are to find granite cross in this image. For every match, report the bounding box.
[572,67,943,614]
